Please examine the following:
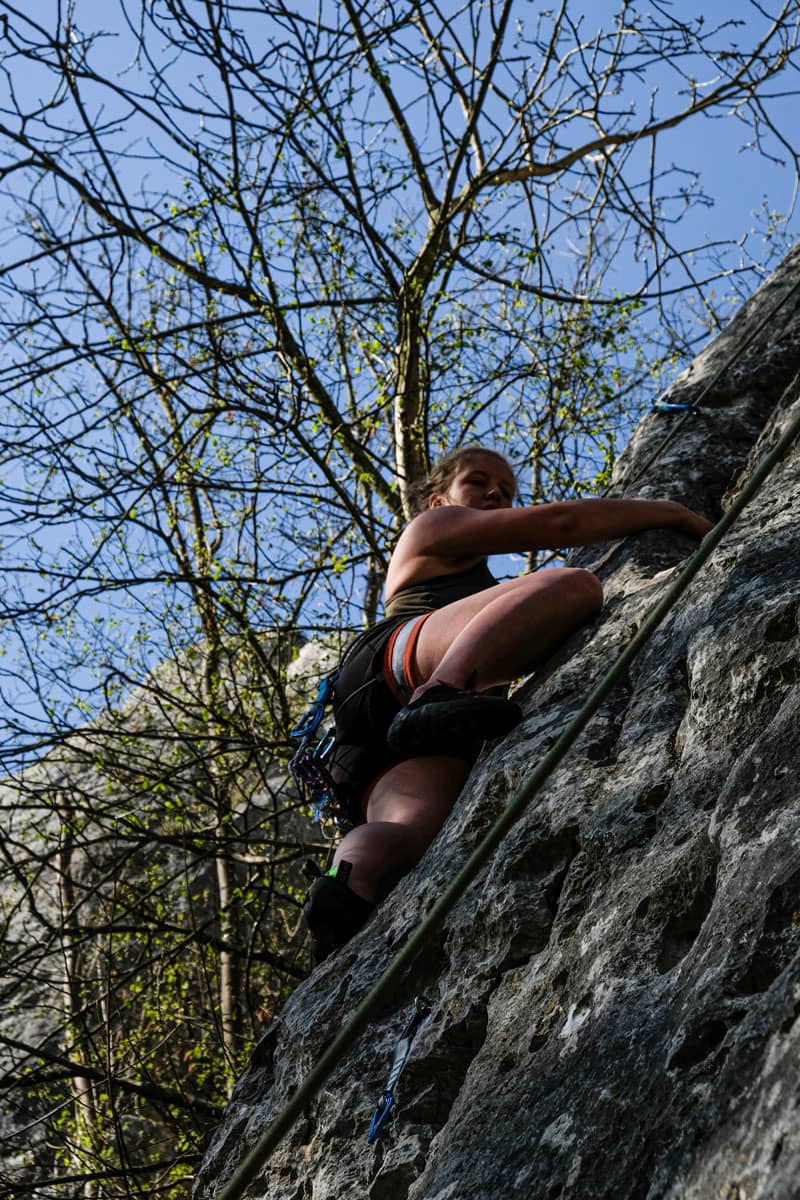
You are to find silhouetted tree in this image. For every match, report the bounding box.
[0,2,797,1194]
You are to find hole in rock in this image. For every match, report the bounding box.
[506,825,580,883]
[657,868,717,973]
[736,866,800,995]
[753,658,800,703]
[738,951,788,996]
[641,815,658,841]
[668,1019,727,1071]
[499,924,552,970]
[771,1135,785,1166]
[586,731,619,764]
[636,897,651,920]
[528,1031,548,1054]
[635,782,671,813]
[764,606,798,643]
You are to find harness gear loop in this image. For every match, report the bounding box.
[289,672,344,823]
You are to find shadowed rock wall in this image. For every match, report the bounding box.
[195,245,800,1200]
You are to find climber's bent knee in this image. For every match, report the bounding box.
[562,567,604,613]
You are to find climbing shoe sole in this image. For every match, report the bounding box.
[386,686,522,759]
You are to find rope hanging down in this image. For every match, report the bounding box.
[216,381,800,1200]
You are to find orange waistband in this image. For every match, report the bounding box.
[382,611,432,704]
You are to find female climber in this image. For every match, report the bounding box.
[303,445,713,963]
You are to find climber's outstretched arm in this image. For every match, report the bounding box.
[398,497,712,560]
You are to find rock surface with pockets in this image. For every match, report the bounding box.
[194,244,800,1200]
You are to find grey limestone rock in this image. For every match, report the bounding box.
[194,245,800,1200]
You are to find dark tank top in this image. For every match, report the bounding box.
[384,559,498,618]
[338,559,499,675]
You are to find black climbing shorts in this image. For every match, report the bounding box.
[327,611,482,826]
[328,616,409,826]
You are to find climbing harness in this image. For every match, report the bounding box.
[367,996,431,1144]
[289,672,342,823]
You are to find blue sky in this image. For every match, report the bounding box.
[40,0,800,260]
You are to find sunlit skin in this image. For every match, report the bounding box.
[333,451,713,903]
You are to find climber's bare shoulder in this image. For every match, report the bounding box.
[385,509,489,598]
[385,505,552,596]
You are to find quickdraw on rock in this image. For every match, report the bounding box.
[652,401,704,412]
[289,671,344,824]
[368,996,431,1144]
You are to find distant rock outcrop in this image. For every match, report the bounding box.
[0,635,313,1192]
[194,244,800,1200]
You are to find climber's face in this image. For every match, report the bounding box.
[431,452,516,511]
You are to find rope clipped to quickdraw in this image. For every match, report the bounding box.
[368,996,431,1144]
[289,671,343,824]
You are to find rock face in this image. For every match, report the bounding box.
[194,246,800,1200]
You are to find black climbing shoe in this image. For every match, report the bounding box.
[303,863,375,966]
[386,683,522,759]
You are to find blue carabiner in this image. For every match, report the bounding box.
[290,673,337,739]
[314,728,336,760]
[368,1092,394,1144]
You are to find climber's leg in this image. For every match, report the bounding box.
[304,755,468,962]
[412,566,603,691]
[388,568,602,756]
[305,569,603,962]
[334,755,468,901]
